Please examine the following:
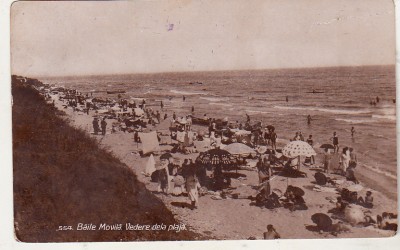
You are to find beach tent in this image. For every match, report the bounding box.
[145,154,156,175]
[139,131,160,154]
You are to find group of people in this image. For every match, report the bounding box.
[92,117,107,135]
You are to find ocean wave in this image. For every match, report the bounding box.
[335,118,377,124]
[274,105,371,115]
[245,110,271,114]
[170,90,203,95]
[372,115,396,121]
[209,102,233,107]
[361,163,397,180]
[200,97,225,102]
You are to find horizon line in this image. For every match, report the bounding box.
[13,63,395,79]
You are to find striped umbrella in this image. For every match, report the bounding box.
[282,140,316,158]
[196,148,235,167]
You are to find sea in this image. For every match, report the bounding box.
[40,65,397,188]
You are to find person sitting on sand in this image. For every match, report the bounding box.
[345,163,358,184]
[328,196,347,215]
[263,225,281,239]
[357,191,373,208]
[283,188,308,211]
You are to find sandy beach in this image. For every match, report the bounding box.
[51,92,397,240]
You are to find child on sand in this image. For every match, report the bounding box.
[263,225,281,239]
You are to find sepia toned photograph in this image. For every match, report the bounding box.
[10,0,397,242]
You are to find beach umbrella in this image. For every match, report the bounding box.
[196,148,234,166]
[320,144,335,149]
[160,152,173,160]
[223,143,256,157]
[282,141,316,158]
[311,213,332,231]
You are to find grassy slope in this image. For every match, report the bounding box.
[12,77,201,242]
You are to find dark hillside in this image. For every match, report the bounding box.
[12,76,201,242]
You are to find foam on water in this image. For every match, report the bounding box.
[170,89,203,95]
[200,97,226,102]
[335,118,377,124]
[362,163,397,180]
[209,102,233,107]
[372,114,396,121]
[274,105,372,115]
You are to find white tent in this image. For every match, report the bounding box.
[139,131,160,154]
[145,154,156,175]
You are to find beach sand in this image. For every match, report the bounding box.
[53,96,397,240]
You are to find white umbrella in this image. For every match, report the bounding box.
[282,140,316,158]
[223,143,256,157]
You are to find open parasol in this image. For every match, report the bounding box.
[196,148,235,167]
[282,140,316,158]
[319,144,335,149]
[223,143,256,157]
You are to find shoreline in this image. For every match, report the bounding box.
[51,90,397,239]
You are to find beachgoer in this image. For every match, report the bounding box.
[307,115,312,125]
[270,129,277,150]
[351,127,355,138]
[263,225,281,239]
[349,148,357,167]
[246,113,250,123]
[293,132,301,141]
[345,164,358,184]
[376,96,380,103]
[183,95,186,101]
[157,159,170,194]
[339,147,350,175]
[173,112,176,120]
[299,132,304,141]
[357,191,373,208]
[101,118,107,135]
[306,135,315,164]
[186,170,201,209]
[286,96,289,102]
[191,106,194,113]
[92,117,100,135]
[331,132,339,153]
[160,101,164,110]
[323,148,331,174]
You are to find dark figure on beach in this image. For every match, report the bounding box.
[393,98,396,104]
[160,101,164,110]
[307,115,312,125]
[351,127,355,138]
[357,191,374,208]
[263,225,281,239]
[246,113,250,123]
[164,113,168,120]
[270,129,277,150]
[191,106,194,113]
[373,101,376,106]
[92,117,100,135]
[101,118,107,135]
[331,132,339,153]
[286,96,289,102]
[323,148,331,174]
[173,112,176,120]
[376,96,380,103]
[86,102,91,115]
[183,95,186,101]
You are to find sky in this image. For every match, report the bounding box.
[10,0,396,76]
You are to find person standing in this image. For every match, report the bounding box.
[263,225,281,239]
[286,96,289,102]
[307,115,312,125]
[349,148,357,167]
[339,147,350,175]
[351,127,355,138]
[270,129,277,150]
[101,118,107,135]
[160,101,164,110]
[92,117,100,135]
[331,132,339,153]
[306,135,315,164]
[186,168,201,209]
[323,148,331,174]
